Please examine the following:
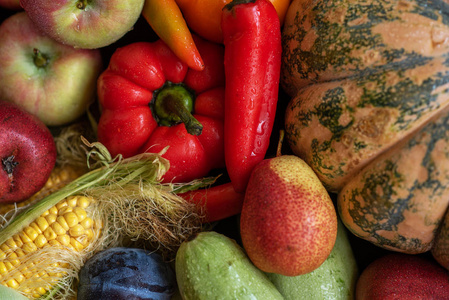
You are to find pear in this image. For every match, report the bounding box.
[240,155,338,276]
[266,218,359,299]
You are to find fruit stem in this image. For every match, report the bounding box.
[76,0,88,9]
[276,130,285,157]
[33,48,49,68]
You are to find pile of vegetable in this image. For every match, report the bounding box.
[1,0,449,298]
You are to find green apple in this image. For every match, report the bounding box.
[0,12,103,126]
[20,0,144,49]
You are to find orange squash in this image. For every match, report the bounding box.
[282,0,449,263]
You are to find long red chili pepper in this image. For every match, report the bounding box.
[221,0,282,193]
[142,0,204,71]
[179,182,245,223]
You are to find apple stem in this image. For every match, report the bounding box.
[76,0,88,9]
[33,48,49,68]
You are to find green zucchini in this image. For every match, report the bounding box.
[175,231,283,300]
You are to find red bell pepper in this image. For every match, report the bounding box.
[97,36,225,183]
[221,0,282,193]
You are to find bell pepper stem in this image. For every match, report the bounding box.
[162,96,203,136]
[153,83,203,136]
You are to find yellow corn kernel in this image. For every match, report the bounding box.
[63,212,79,228]
[56,235,70,247]
[5,238,17,249]
[48,239,62,247]
[35,217,49,232]
[34,235,47,248]
[13,272,25,284]
[70,238,84,252]
[51,222,66,236]
[85,229,95,241]
[48,206,58,215]
[14,249,25,258]
[37,270,47,278]
[28,223,42,235]
[21,267,33,279]
[45,213,57,225]
[55,200,67,210]
[23,226,39,242]
[77,196,91,209]
[69,224,85,237]
[0,262,7,274]
[43,227,57,241]
[6,278,19,289]
[35,286,48,296]
[80,217,93,229]
[4,261,13,272]
[18,233,31,245]
[8,252,19,267]
[0,244,9,253]
[56,216,70,231]
[66,196,78,207]
[12,236,23,249]
[22,242,37,254]
[58,206,73,215]
[73,206,87,222]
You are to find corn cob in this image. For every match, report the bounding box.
[0,195,101,298]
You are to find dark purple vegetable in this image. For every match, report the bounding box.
[77,247,176,300]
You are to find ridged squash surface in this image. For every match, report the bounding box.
[282,0,449,256]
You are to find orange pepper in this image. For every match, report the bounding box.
[142,0,205,71]
[175,0,291,44]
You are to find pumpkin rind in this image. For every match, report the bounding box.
[338,107,449,253]
[282,0,449,95]
[283,0,449,255]
[285,56,449,192]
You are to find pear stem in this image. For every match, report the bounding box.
[276,130,285,157]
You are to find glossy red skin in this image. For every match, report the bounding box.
[0,100,56,203]
[356,253,449,300]
[97,36,225,183]
[179,182,244,223]
[221,0,282,193]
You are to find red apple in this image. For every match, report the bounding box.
[356,253,449,300]
[0,12,103,127]
[20,0,144,49]
[0,100,57,204]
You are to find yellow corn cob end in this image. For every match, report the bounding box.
[0,195,101,298]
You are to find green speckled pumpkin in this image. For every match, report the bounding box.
[282,0,449,261]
